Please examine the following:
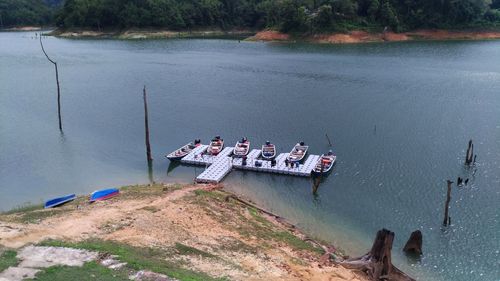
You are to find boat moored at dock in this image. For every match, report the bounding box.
[287,142,309,162]
[207,136,224,155]
[233,137,250,157]
[166,139,201,160]
[261,141,276,160]
[312,151,336,175]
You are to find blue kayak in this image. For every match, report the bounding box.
[44,194,76,209]
[90,188,119,202]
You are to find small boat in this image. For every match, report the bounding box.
[233,137,250,157]
[261,141,276,160]
[44,194,76,209]
[207,136,224,155]
[166,139,201,161]
[313,151,336,175]
[287,142,309,162]
[90,188,119,202]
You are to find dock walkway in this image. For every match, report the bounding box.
[178,144,321,183]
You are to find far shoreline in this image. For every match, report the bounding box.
[40,27,500,44]
[4,26,500,44]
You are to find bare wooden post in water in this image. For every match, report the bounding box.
[443,180,453,226]
[465,140,474,165]
[40,35,62,131]
[325,133,332,147]
[143,86,153,163]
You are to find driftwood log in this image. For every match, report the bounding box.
[340,229,415,281]
[403,230,423,255]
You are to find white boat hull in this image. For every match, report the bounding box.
[313,154,336,174]
[287,143,309,162]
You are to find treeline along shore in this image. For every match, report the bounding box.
[3,0,500,44]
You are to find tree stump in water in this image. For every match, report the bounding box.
[403,230,423,255]
[340,229,415,281]
[443,180,453,226]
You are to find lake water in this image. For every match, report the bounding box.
[1,31,499,281]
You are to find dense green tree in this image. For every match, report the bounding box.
[315,4,334,29]
[367,0,380,20]
[379,0,399,30]
[0,0,52,27]
[279,0,308,32]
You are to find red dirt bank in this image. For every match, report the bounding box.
[249,29,500,44]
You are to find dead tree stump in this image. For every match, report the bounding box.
[340,229,415,281]
[443,180,453,226]
[403,230,423,255]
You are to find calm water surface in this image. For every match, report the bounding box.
[1,31,499,281]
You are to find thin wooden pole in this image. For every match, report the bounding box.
[325,133,332,147]
[443,180,453,226]
[143,86,152,163]
[40,35,62,131]
[465,140,473,165]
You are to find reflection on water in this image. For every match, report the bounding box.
[1,31,499,281]
[166,161,181,176]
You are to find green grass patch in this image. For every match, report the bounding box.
[248,207,272,227]
[193,189,225,200]
[19,209,66,224]
[0,250,18,272]
[270,231,324,255]
[38,239,225,281]
[0,206,66,224]
[174,243,215,258]
[26,261,129,281]
[2,203,44,215]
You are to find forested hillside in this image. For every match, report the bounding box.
[53,0,500,32]
[2,0,500,32]
[0,0,51,27]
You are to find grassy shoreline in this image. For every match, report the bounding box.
[0,183,367,281]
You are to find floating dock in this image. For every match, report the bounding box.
[178,144,321,184]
